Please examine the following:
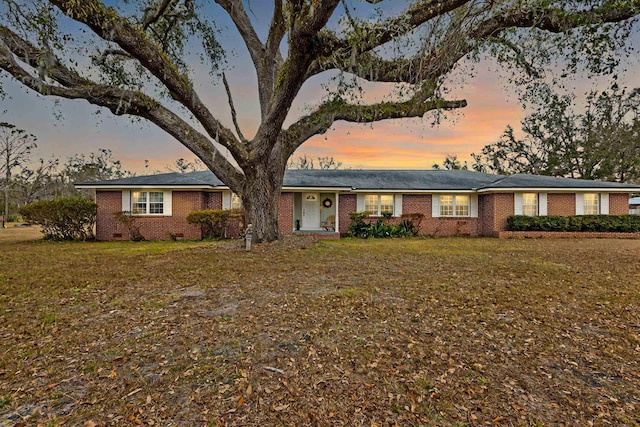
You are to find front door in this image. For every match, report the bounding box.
[301,193,320,229]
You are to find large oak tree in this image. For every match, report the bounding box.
[1,0,639,241]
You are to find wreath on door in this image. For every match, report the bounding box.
[322,198,333,208]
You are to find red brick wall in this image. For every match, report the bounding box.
[492,193,515,235]
[478,194,495,237]
[609,193,629,214]
[547,193,576,216]
[278,192,294,234]
[96,190,205,241]
[402,194,431,220]
[338,194,357,235]
[207,192,222,209]
[96,191,124,241]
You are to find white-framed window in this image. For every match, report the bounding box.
[583,193,599,215]
[522,193,538,216]
[132,191,165,215]
[439,195,469,217]
[231,193,243,210]
[364,194,394,216]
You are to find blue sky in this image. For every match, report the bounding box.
[1,1,639,172]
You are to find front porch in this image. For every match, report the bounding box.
[292,191,339,234]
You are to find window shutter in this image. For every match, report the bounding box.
[394,194,403,217]
[575,193,584,215]
[470,194,478,218]
[356,194,365,212]
[538,193,547,216]
[121,190,131,212]
[431,195,440,218]
[163,190,172,216]
[514,193,523,215]
[600,193,609,214]
[222,191,231,210]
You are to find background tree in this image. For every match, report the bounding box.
[0,122,36,227]
[287,155,342,170]
[166,157,206,174]
[432,154,468,171]
[1,1,639,240]
[472,87,640,182]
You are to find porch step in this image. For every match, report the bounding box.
[292,231,340,240]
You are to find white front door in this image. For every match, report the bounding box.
[301,193,320,229]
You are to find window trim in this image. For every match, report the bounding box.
[123,190,172,216]
[363,194,395,216]
[439,194,470,217]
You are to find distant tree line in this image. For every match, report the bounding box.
[0,122,208,223]
[434,87,640,183]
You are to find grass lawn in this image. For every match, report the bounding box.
[1,229,639,426]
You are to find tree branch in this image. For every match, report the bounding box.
[282,88,466,155]
[0,28,244,189]
[141,0,176,30]
[47,0,248,167]
[222,72,248,144]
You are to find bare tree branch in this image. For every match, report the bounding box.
[141,0,176,30]
[282,87,466,155]
[47,0,248,166]
[0,27,244,189]
[222,72,248,145]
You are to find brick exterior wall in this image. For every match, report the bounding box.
[96,191,125,241]
[279,192,294,234]
[338,194,357,235]
[96,190,634,240]
[609,193,629,214]
[96,190,205,241]
[547,193,576,216]
[206,192,222,209]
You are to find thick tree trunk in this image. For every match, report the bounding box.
[240,159,285,243]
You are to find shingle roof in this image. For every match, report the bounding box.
[78,170,640,192]
[283,169,500,190]
[478,174,640,190]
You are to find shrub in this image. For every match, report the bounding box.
[507,215,640,233]
[6,213,19,222]
[113,211,145,241]
[347,212,422,238]
[186,209,245,239]
[20,198,97,241]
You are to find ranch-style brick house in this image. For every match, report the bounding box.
[76,170,640,240]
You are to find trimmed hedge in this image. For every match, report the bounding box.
[20,198,97,241]
[508,215,640,232]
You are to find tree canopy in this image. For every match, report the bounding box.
[472,86,640,182]
[1,0,640,240]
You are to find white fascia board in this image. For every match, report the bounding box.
[75,184,218,190]
[477,187,640,193]
[350,189,473,193]
[282,186,352,192]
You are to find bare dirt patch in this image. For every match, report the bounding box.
[1,236,639,426]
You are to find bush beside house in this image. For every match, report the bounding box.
[508,215,640,232]
[20,198,97,240]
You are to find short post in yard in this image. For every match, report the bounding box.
[245,223,253,251]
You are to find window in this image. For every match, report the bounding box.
[522,193,538,216]
[583,193,599,215]
[231,193,243,210]
[439,195,469,217]
[131,191,164,215]
[364,194,394,216]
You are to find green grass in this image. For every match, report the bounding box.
[1,229,640,426]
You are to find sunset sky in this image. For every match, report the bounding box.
[1,2,639,173]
